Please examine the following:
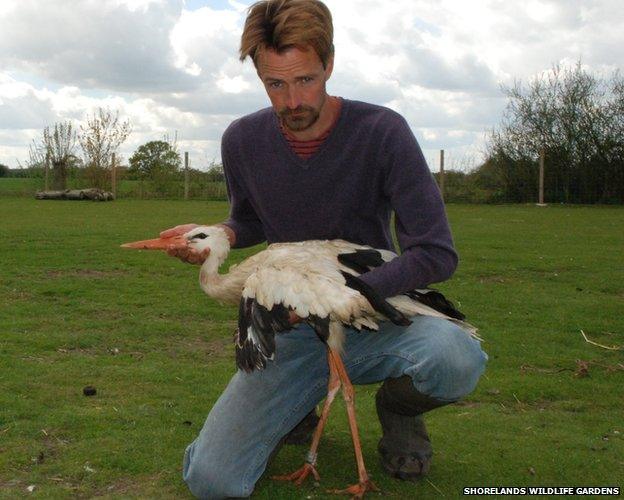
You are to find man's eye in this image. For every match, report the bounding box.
[269,81,283,89]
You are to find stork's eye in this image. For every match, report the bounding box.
[193,232,208,240]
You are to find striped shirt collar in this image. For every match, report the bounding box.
[279,97,343,160]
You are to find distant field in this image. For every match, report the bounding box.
[0,198,622,498]
[0,177,44,196]
[0,177,227,200]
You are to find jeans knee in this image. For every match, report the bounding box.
[450,341,487,397]
[408,320,487,401]
[183,441,252,499]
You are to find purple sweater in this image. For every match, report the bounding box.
[221,98,458,298]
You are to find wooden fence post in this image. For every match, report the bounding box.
[439,149,445,201]
[44,152,50,191]
[111,152,117,199]
[537,148,546,206]
[184,152,190,200]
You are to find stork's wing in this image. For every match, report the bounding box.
[232,244,414,372]
[235,298,289,372]
[232,241,478,372]
[336,249,475,333]
[336,249,478,337]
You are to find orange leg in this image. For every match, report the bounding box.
[272,347,342,485]
[273,347,379,498]
[326,349,378,499]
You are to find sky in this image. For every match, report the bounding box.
[0,0,622,171]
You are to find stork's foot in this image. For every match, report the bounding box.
[328,479,379,499]
[271,462,320,486]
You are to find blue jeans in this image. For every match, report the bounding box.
[183,316,487,499]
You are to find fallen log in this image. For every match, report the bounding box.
[35,188,114,201]
[35,190,65,200]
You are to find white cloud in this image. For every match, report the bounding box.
[0,0,623,169]
[0,0,192,92]
[111,0,167,11]
[216,75,251,93]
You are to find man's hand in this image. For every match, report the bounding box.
[159,223,207,265]
[159,223,236,265]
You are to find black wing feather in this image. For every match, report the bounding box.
[234,298,261,372]
[337,249,386,275]
[340,271,411,326]
[404,289,466,320]
[235,298,291,373]
[339,250,466,322]
[306,314,331,343]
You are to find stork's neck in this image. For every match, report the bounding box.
[199,256,244,303]
[197,229,243,303]
[199,256,222,291]
[200,253,223,281]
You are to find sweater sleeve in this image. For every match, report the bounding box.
[359,115,458,298]
[220,124,266,248]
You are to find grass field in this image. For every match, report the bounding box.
[0,177,228,200]
[1,197,623,498]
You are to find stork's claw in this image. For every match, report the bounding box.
[328,479,379,499]
[271,462,320,486]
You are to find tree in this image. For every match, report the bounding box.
[128,140,181,178]
[487,62,624,203]
[128,139,181,197]
[205,162,225,182]
[80,108,131,189]
[0,163,9,177]
[29,121,79,190]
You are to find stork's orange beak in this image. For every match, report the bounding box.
[121,235,188,251]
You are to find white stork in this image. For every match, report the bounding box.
[123,225,476,498]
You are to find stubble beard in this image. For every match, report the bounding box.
[278,105,320,132]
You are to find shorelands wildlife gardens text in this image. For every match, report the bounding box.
[463,486,620,496]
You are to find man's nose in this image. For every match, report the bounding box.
[286,87,302,109]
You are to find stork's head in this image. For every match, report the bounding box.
[122,225,231,266]
[184,226,231,264]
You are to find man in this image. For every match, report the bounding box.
[169,0,487,497]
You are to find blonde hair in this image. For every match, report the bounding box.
[240,0,334,68]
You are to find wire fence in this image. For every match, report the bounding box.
[3,149,622,205]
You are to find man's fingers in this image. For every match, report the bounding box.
[167,246,185,258]
[159,223,209,265]
[167,246,188,261]
[185,251,198,264]
[190,250,209,265]
[166,245,206,265]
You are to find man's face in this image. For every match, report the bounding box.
[256,46,334,133]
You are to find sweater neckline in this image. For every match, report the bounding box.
[270,97,348,169]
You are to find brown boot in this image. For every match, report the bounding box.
[376,376,448,481]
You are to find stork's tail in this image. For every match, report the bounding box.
[388,292,481,341]
[327,321,346,353]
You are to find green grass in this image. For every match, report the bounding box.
[0,177,228,200]
[1,199,623,498]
